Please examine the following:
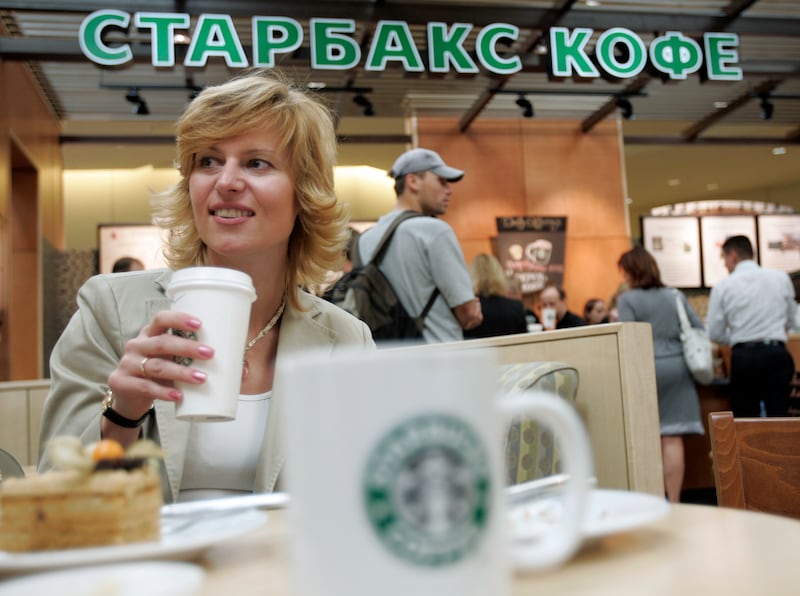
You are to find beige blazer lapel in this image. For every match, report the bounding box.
[149,271,191,502]
[254,292,339,492]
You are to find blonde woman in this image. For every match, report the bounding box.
[464,253,527,339]
[39,70,374,502]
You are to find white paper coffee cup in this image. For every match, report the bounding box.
[541,307,557,330]
[166,267,256,422]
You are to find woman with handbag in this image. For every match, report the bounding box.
[616,245,705,503]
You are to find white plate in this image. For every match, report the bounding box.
[0,509,267,575]
[0,561,205,596]
[508,488,670,542]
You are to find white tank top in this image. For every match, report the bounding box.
[178,391,271,502]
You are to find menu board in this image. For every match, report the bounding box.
[98,224,169,274]
[700,215,757,287]
[757,214,800,273]
[641,216,702,288]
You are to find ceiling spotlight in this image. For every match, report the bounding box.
[124,88,149,116]
[615,96,634,120]
[515,94,534,118]
[759,94,774,120]
[352,93,375,116]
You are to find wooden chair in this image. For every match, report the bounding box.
[708,411,800,519]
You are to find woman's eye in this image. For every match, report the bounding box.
[197,155,219,168]
[249,158,270,170]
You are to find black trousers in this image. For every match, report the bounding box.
[730,343,795,417]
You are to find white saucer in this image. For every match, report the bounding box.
[0,509,266,574]
[0,561,205,596]
[508,488,670,542]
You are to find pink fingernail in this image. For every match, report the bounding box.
[191,370,208,382]
[197,345,214,357]
[187,318,202,329]
[168,389,183,400]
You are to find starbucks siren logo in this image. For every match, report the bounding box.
[363,414,492,566]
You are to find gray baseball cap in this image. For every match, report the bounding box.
[388,148,464,182]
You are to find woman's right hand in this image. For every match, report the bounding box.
[104,310,214,424]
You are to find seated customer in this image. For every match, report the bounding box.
[583,298,609,324]
[464,253,528,339]
[540,285,586,329]
[38,70,375,503]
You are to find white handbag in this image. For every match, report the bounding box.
[674,291,714,385]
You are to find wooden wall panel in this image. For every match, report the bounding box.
[0,60,63,379]
[416,117,630,317]
[415,119,528,250]
[4,61,63,250]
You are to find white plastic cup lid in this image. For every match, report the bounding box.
[166,266,256,301]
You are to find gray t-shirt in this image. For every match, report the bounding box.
[358,210,475,343]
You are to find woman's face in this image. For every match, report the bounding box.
[587,301,607,324]
[189,128,298,265]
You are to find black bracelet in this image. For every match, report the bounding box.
[101,388,154,429]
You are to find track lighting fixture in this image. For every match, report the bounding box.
[125,88,139,103]
[759,94,774,120]
[352,93,375,116]
[615,96,634,120]
[515,94,534,118]
[124,88,149,116]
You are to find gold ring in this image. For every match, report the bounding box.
[139,357,150,378]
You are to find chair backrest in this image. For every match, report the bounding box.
[708,411,800,518]
[0,447,26,483]
[499,361,580,485]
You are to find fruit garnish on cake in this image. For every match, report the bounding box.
[47,435,164,472]
[0,437,165,553]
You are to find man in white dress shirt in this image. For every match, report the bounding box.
[707,235,796,417]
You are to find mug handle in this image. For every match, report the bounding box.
[497,389,593,570]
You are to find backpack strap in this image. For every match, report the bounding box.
[415,286,441,329]
[351,210,420,269]
[372,210,424,266]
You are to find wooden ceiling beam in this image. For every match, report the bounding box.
[681,78,783,141]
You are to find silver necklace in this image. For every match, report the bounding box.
[242,295,286,381]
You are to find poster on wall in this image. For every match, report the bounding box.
[641,216,702,288]
[493,216,567,294]
[757,214,800,273]
[700,215,758,287]
[98,224,169,274]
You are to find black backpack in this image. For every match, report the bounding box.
[323,211,439,342]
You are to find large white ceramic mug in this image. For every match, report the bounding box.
[280,348,593,596]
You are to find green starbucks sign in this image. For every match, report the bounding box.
[78,10,743,82]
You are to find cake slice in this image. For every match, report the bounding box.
[0,438,163,552]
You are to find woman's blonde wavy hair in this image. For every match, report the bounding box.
[151,69,348,310]
[469,253,510,297]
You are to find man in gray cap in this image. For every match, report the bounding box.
[358,148,482,342]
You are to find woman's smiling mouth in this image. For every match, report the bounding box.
[212,208,255,218]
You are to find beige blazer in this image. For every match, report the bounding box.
[38,269,374,502]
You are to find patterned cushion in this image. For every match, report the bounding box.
[498,362,579,485]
